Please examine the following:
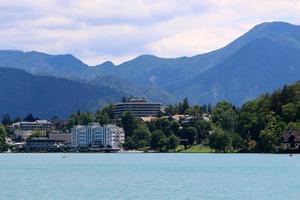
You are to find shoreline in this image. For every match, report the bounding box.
[1,151,298,154]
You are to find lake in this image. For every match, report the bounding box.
[0,153,299,200]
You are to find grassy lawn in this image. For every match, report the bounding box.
[176,145,214,153]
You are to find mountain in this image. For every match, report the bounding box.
[88,76,177,104]
[176,37,300,104]
[0,50,92,79]
[0,50,177,103]
[0,67,125,118]
[1,21,300,106]
[99,21,300,104]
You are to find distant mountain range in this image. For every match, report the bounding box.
[99,22,300,104]
[1,21,300,118]
[0,67,177,118]
[0,67,126,118]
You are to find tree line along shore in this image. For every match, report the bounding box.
[0,81,300,153]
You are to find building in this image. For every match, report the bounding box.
[141,116,158,122]
[14,130,34,140]
[71,123,103,148]
[281,130,300,150]
[168,114,189,122]
[50,119,69,130]
[48,132,71,146]
[113,98,162,118]
[10,120,52,132]
[102,124,125,148]
[21,137,65,152]
[71,123,125,149]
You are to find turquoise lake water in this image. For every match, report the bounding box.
[0,153,299,200]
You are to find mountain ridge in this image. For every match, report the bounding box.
[0,67,126,118]
[1,21,300,110]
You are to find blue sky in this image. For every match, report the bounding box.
[0,0,299,65]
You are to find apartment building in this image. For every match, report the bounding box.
[71,123,125,149]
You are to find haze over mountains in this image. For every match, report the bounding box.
[1,21,300,118]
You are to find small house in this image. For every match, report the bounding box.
[281,130,300,150]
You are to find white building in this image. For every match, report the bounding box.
[71,123,125,149]
[103,124,125,148]
[10,120,52,131]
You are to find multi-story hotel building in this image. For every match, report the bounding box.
[10,120,52,132]
[71,123,125,148]
[102,124,125,148]
[113,98,162,118]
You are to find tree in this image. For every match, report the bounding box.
[13,116,22,123]
[28,130,45,139]
[288,122,300,132]
[81,112,95,125]
[236,100,266,141]
[181,127,197,146]
[101,104,115,119]
[212,101,237,132]
[282,103,298,122]
[122,137,136,150]
[121,111,138,138]
[96,111,109,125]
[202,104,208,113]
[132,126,151,149]
[166,135,180,151]
[0,125,8,152]
[147,117,172,136]
[187,105,203,120]
[155,118,172,136]
[170,121,180,136]
[150,130,166,151]
[194,120,212,143]
[24,113,36,122]
[67,111,95,127]
[67,113,80,129]
[230,132,243,150]
[207,103,212,114]
[208,129,232,152]
[164,105,175,116]
[1,114,11,125]
[182,98,190,114]
[258,112,286,152]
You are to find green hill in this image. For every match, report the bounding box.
[0,68,124,118]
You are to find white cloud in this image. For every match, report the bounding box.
[0,0,299,64]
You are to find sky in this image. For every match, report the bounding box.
[0,0,299,65]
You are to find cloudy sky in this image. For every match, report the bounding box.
[0,0,299,65]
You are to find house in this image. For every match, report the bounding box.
[10,120,52,132]
[50,119,69,130]
[281,130,300,150]
[168,114,189,122]
[141,116,158,122]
